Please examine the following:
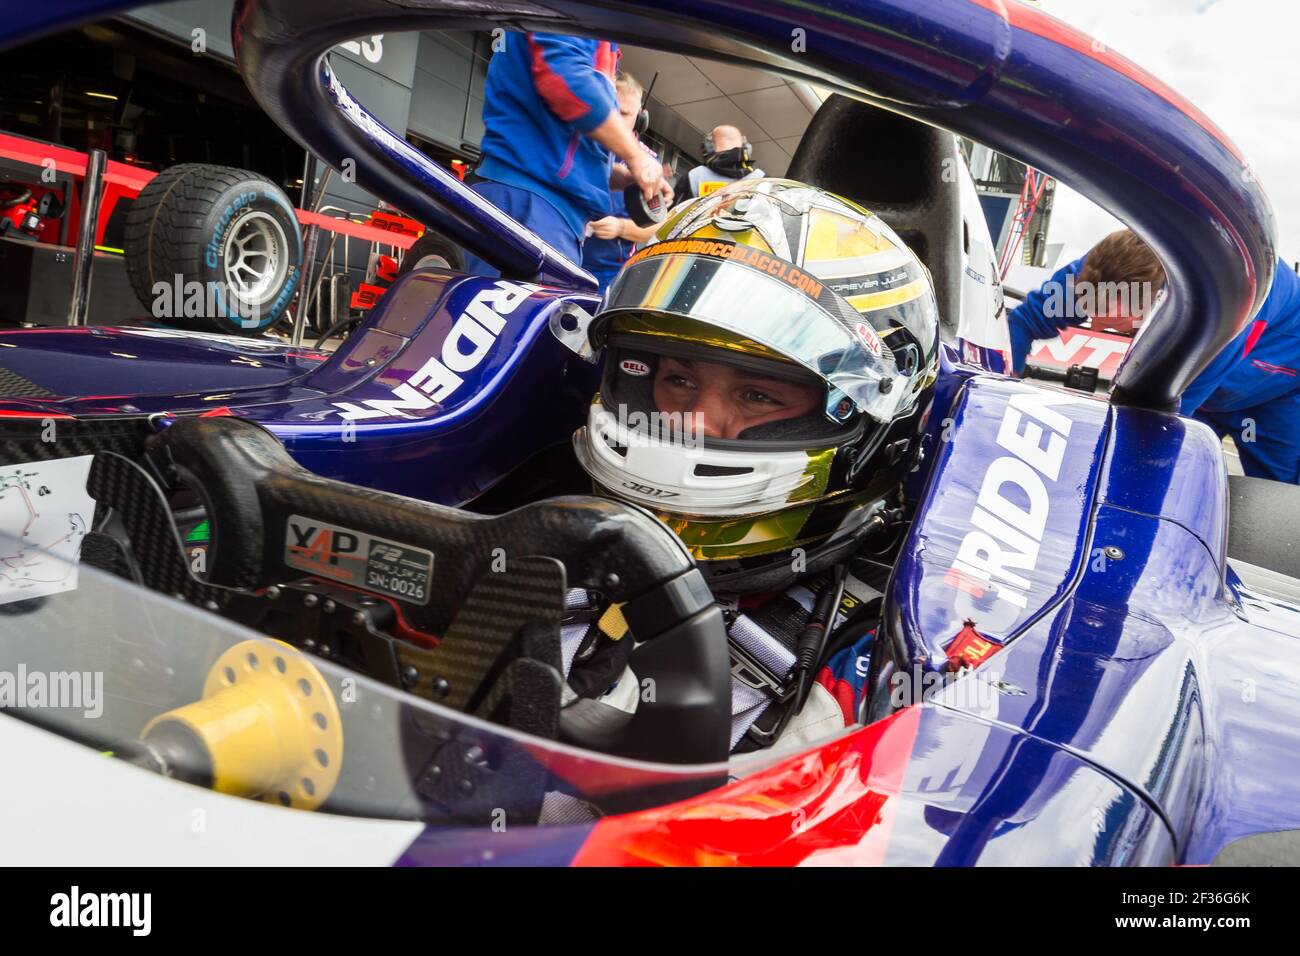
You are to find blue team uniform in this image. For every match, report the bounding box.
[1010,257,1300,482]
[464,32,620,275]
[580,188,633,292]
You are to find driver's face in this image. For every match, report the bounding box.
[653,356,822,440]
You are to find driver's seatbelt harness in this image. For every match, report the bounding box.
[559,572,879,751]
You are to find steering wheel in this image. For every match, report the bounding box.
[98,417,733,766]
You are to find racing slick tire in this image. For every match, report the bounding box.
[123,164,303,335]
[397,227,464,275]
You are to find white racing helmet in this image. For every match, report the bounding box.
[573,178,940,591]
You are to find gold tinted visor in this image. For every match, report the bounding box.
[599,242,935,422]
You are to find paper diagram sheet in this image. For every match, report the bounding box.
[0,455,95,605]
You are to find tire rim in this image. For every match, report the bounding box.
[222,209,290,318]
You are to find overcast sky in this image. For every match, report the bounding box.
[1040,0,1298,268]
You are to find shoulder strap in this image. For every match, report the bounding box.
[729,570,882,751]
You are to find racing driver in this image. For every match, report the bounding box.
[555,178,941,757]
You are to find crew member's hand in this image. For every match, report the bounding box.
[626,149,672,205]
[588,216,624,240]
[658,176,675,206]
[589,109,673,203]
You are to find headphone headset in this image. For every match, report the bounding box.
[702,132,753,164]
[632,72,655,138]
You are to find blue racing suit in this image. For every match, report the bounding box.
[1010,257,1300,481]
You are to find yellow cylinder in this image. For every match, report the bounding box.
[142,638,343,810]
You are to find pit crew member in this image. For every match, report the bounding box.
[464,32,670,276]
[1009,229,1300,482]
[582,72,662,292]
[671,125,765,205]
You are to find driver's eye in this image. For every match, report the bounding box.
[663,373,695,389]
[742,389,779,406]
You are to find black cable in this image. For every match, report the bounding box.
[313,315,362,350]
[785,562,850,723]
[741,563,851,751]
[794,561,848,675]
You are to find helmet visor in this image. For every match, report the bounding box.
[600,337,854,449]
[599,240,935,423]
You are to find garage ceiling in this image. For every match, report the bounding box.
[618,46,827,177]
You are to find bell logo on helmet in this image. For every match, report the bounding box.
[854,322,884,357]
[331,280,538,421]
[620,358,651,376]
[944,390,1079,630]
